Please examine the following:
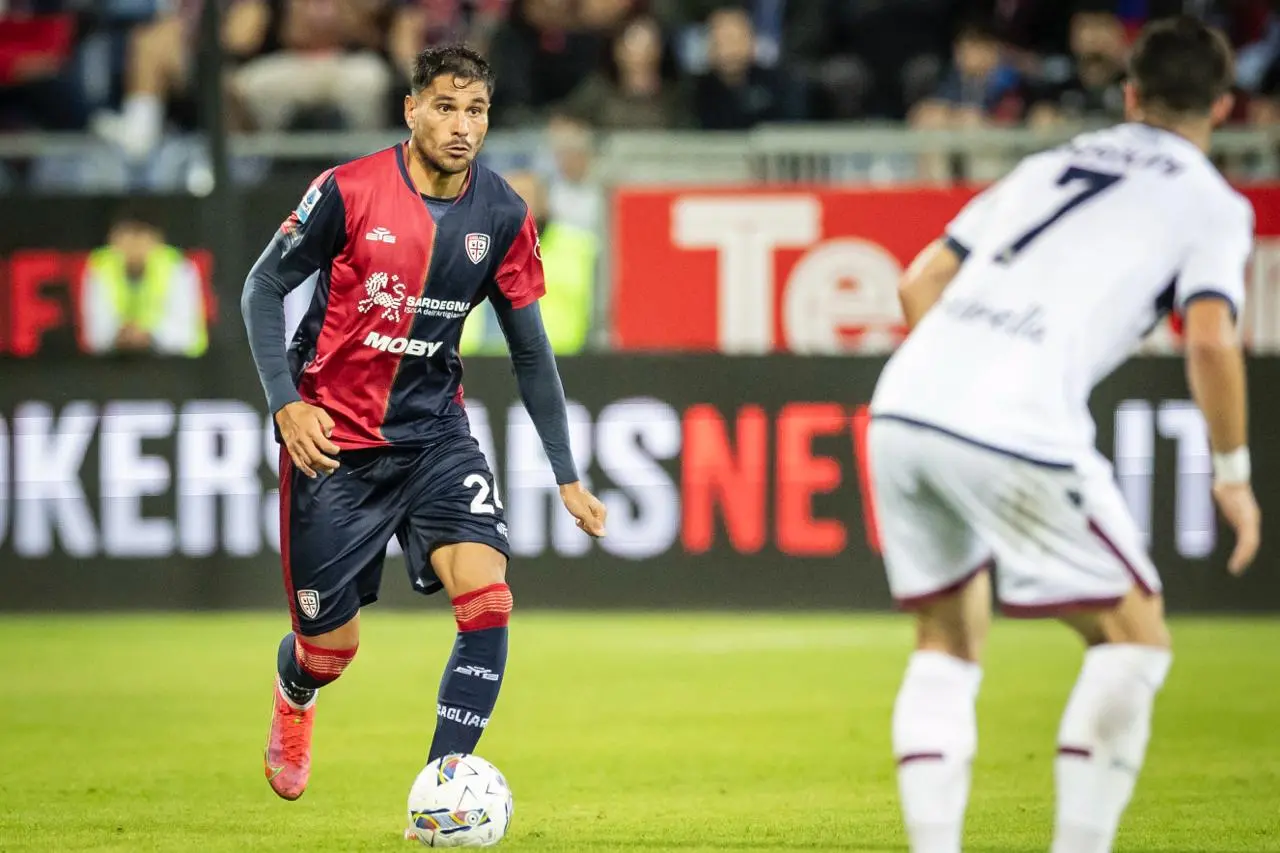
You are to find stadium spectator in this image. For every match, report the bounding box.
[910,20,1024,129]
[487,0,602,126]
[0,1,85,131]
[691,4,801,129]
[559,13,691,129]
[545,110,604,233]
[1025,7,1129,127]
[79,210,208,357]
[461,169,597,355]
[388,0,513,81]
[91,0,260,161]
[229,0,394,133]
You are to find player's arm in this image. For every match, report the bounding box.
[899,180,1003,330]
[240,172,346,477]
[1179,196,1260,575]
[489,212,606,537]
[899,239,964,330]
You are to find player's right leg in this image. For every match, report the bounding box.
[266,448,400,801]
[1043,465,1172,853]
[1050,592,1171,853]
[869,420,993,853]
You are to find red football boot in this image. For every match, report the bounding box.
[264,680,315,800]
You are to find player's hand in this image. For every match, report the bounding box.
[276,401,341,479]
[1212,481,1261,576]
[559,482,606,538]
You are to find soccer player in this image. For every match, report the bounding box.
[867,17,1261,853]
[240,45,607,802]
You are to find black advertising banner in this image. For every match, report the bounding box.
[0,355,1275,613]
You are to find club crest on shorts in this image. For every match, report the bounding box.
[465,232,490,265]
[296,589,320,619]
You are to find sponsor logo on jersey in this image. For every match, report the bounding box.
[362,332,443,356]
[295,185,322,223]
[357,272,407,322]
[365,226,397,244]
[405,296,470,318]
[465,232,490,264]
[437,704,489,728]
[296,589,320,619]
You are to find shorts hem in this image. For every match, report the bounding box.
[294,608,363,638]
[893,559,992,611]
[1000,595,1124,619]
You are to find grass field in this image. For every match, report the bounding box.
[1,612,1277,852]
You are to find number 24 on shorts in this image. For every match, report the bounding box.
[464,473,502,515]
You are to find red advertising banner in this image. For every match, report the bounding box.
[611,185,1280,353]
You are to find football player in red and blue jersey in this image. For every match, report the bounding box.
[241,45,607,801]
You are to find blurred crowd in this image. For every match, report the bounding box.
[6,1,1280,148]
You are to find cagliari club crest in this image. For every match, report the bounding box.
[465,232,490,265]
[296,589,320,619]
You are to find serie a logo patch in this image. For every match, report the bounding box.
[296,589,320,619]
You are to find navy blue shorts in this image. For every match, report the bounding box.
[278,433,510,636]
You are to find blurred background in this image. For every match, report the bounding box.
[0,0,1278,614]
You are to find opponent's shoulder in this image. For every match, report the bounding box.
[469,163,532,226]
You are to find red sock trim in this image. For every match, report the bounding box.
[453,583,513,632]
[896,752,946,766]
[1057,745,1093,759]
[295,637,357,683]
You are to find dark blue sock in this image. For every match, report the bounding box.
[429,584,512,760]
[276,633,322,707]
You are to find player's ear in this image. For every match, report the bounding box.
[404,94,416,130]
[1122,81,1142,121]
[1210,91,1235,127]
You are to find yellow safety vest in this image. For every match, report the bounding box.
[87,245,207,356]
[461,222,597,355]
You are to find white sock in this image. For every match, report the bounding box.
[1052,644,1172,853]
[893,651,983,853]
[120,94,163,159]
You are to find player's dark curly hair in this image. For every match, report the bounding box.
[1128,15,1233,115]
[411,45,495,96]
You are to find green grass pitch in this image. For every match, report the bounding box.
[1,612,1277,852]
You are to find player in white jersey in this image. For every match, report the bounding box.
[867,16,1261,853]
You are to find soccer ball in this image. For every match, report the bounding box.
[406,754,513,847]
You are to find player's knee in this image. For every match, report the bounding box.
[452,583,513,633]
[294,634,359,686]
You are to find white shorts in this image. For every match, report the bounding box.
[868,417,1161,616]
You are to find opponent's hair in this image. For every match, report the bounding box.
[411,44,495,96]
[1128,15,1233,115]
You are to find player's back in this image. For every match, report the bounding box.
[871,122,1254,466]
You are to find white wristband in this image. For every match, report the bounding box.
[1212,447,1251,484]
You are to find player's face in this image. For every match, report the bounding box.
[405,76,491,175]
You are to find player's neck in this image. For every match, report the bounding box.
[407,147,470,199]
[1138,117,1213,154]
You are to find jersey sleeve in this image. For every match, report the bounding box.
[494,210,547,309]
[1175,191,1254,319]
[943,183,1004,259]
[241,171,348,413]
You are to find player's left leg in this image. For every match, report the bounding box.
[428,542,511,760]
[869,420,992,853]
[396,435,514,762]
[893,574,991,853]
